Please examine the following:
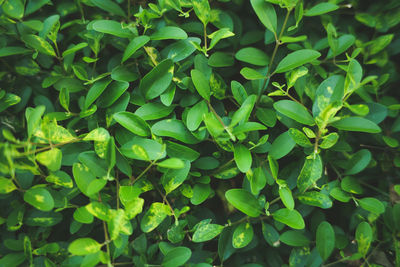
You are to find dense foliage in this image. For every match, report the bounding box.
[1,0,400,266]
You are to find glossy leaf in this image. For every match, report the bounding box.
[191,69,211,101]
[24,187,54,211]
[331,117,381,133]
[68,238,102,255]
[316,221,335,260]
[225,189,262,217]
[235,47,269,66]
[140,59,174,100]
[140,202,171,233]
[122,36,150,63]
[274,100,315,125]
[151,26,188,40]
[234,144,252,173]
[297,155,323,193]
[250,0,277,33]
[113,112,151,137]
[232,223,254,248]
[272,208,305,230]
[275,49,321,73]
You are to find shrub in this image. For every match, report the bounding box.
[0,0,400,266]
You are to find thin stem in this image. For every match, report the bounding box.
[203,23,208,53]
[155,185,178,223]
[99,193,112,266]
[133,160,157,182]
[322,256,351,267]
[207,101,236,141]
[127,0,131,22]
[260,8,292,99]
[16,139,80,157]
[314,130,321,155]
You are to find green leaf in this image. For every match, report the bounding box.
[261,222,279,247]
[330,117,381,133]
[152,119,199,144]
[230,95,257,127]
[151,26,188,40]
[86,201,109,221]
[225,189,262,217]
[233,144,252,173]
[269,131,296,160]
[0,177,17,194]
[341,176,363,195]
[279,187,294,210]
[92,20,134,38]
[232,222,254,248]
[288,128,313,147]
[86,179,107,195]
[316,221,335,261]
[59,87,69,111]
[62,42,88,57]
[358,197,385,215]
[0,93,21,112]
[113,112,151,137]
[163,247,192,267]
[161,160,190,194]
[191,69,211,101]
[280,230,310,247]
[73,207,94,224]
[191,184,211,205]
[135,103,175,121]
[320,132,339,149]
[24,187,54,211]
[305,3,339,16]
[140,59,174,100]
[2,0,24,19]
[297,154,323,193]
[355,222,372,256]
[85,78,112,109]
[272,208,305,229]
[345,149,371,175]
[192,0,211,25]
[68,238,102,255]
[97,81,130,108]
[72,163,96,196]
[298,191,333,209]
[166,141,200,162]
[187,100,208,131]
[231,80,248,105]
[122,35,150,63]
[36,148,62,171]
[275,49,321,73]
[208,28,235,50]
[0,46,30,57]
[192,223,224,242]
[120,137,166,161]
[158,158,185,169]
[274,100,315,125]
[140,202,170,233]
[327,35,356,58]
[91,0,126,17]
[329,187,351,202]
[344,59,362,94]
[250,0,277,34]
[208,52,234,67]
[240,67,265,80]
[367,34,394,55]
[21,34,56,57]
[312,75,345,118]
[84,128,110,142]
[235,47,269,66]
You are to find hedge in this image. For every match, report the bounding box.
[0,0,400,266]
